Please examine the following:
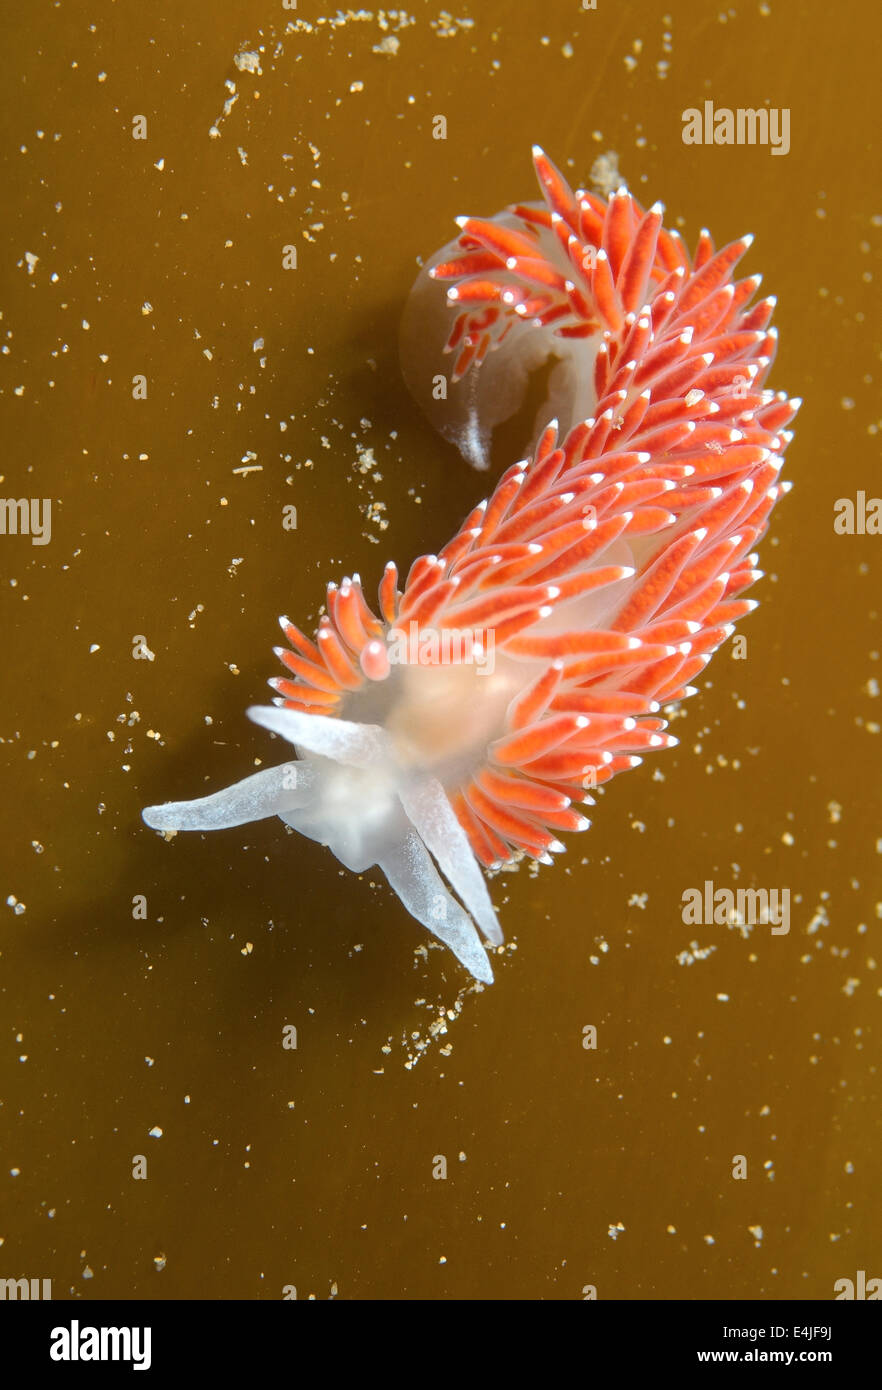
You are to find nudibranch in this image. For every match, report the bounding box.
[143,147,798,985]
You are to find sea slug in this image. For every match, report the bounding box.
[143,148,798,984]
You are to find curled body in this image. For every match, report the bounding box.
[143,148,799,984]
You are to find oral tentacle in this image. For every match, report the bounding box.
[398,774,503,945]
[142,762,318,833]
[246,704,392,766]
[378,831,494,985]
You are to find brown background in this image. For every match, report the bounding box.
[0,0,879,1299]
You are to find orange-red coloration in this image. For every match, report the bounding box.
[269,150,798,868]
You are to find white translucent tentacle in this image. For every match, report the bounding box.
[247,704,391,766]
[378,831,494,985]
[399,775,502,945]
[145,706,502,982]
[142,762,317,832]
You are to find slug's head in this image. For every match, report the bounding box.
[142,703,502,984]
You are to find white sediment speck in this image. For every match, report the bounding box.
[234,51,261,74]
[677,940,716,966]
